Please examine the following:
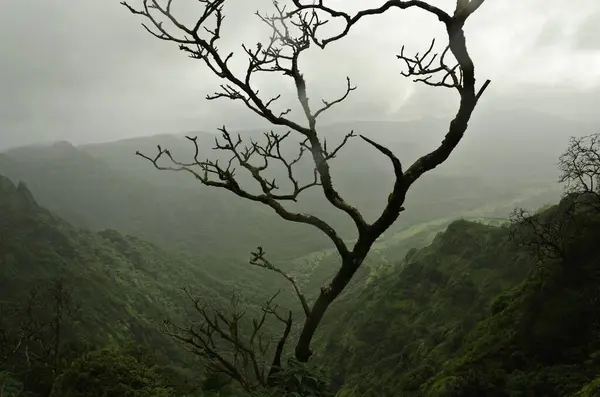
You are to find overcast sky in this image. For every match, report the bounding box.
[0,0,599,149]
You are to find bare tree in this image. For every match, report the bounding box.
[0,280,79,390]
[122,0,490,363]
[509,133,600,267]
[508,207,575,265]
[162,289,293,392]
[559,133,600,201]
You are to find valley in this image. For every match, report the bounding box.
[1,117,598,396]
[1,0,599,395]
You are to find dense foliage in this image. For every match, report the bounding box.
[49,348,175,397]
[0,174,254,395]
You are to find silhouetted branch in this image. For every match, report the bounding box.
[123,0,490,364]
[135,130,350,258]
[509,208,573,264]
[250,246,311,318]
[314,77,357,119]
[398,40,461,89]
[288,0,451,48]
[123,0,368,246]
[559,133,600,201]
[162,289,292,391]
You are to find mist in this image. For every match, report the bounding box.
[2,1,600,396]
[1,0,599,149]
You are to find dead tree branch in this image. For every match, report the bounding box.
[0,280,79,381]
[250,247,311,318]
[162,289,292,391]
[509,207,574,264]
[123,0,491,363]
[559,133,600,201]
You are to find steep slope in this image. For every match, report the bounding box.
[423,195,600,397]
[319,220,533,396]
[0,174,251,358]
[318,194,600,397]
[0,145,332,260]
[282,192,559,324]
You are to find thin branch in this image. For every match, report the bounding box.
[123,0,491,365]
[123,0,370,242]
[250,246,311,318]
[289,0,451,48]
[135,132,350,258]
[162,288,292,391]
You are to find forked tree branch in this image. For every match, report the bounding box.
[123,0,490,363]
[135,130,350,258]
[250,246,311,318]
[162,289,292,391]
[122,0,369,237]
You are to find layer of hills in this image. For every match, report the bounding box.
[0,113,569,263]
[2,113,600,396]
[0,174,227,351]
[2,167,600,396]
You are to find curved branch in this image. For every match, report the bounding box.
[123,0,368,241]
[290,0,451,48]
[124,0,491,366]
[135,142,350,258]
[250,247,311,318]
[293,0,490,362]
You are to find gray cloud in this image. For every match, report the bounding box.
[574,7,600,50]
[0,0,599,149]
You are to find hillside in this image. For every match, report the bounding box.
[0,144,332,261]
[0,171,235,337]
[0,173,275,393]
[317,193,600,397]
[1,116,596,397]
[1,158,599,397]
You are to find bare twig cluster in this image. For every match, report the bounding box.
[162,289,292,391]
[0,280,79,378]
[510,132,600,269]
[123,0,490,365]
[559,133,600,200]
[508,207,575,264]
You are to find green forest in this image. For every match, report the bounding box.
[2,0,600,397]
[2,131,600,396]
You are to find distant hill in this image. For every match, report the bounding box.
[0,143,332,260]
[0,113,567,262]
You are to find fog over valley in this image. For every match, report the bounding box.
[1,1,600,396]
